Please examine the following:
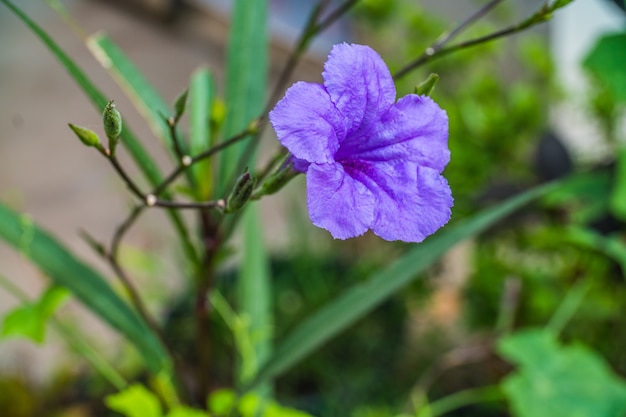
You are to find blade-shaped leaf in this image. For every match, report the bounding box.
[249,180,560,388]
[219,0,267,193]
[189,67,215,198]
[222,0,271,391]
[86,33,175,149]
[0,202,169,373]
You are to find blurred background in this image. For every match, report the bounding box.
[1,0,626,416]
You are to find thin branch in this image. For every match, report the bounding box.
[151,120,261,197]
[265,0,331,113]
[152,198,225,210]
[108,155,146,200]
[314,0,360,34]
[393,0,506,80]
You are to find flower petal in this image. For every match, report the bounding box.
[307,163,375,239]
[269,82,345,164]
[323,43,396,137]
[363,162,452,242]
[338,95,450,173]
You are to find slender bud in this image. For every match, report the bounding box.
[173,89,188,123]
[226,170,257,213]
[256,160,299,197]
[103,100,122,155]
[414,73,439,96]
[68,123,102,150]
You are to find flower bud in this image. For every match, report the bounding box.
[256,160,299,197]
[173,89,188,123]
[225,170,256,213]
[414,73,439,97]
[103,100,122,154]
[68,123,102,149]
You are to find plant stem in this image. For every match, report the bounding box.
[416,386,504,417]
[547,278,590,336]
[393,0,507,80]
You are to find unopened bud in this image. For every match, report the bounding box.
[173,89,188,123]
[103,100,122,154]
[257,160,299,197]
[226,170,256,213]
[414,73,439,97]
[68,123,102,150]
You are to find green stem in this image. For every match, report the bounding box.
[394,0,561,80]
[417,386,504,417]
[547,278,591,336]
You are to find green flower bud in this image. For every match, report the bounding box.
[173,89,188,123]
[226,170,257,213]
[414,73,439,97]
[257,160,299,197]
[103,100,122,154]
[68,123,101,149]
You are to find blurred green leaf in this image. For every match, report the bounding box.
[611,147,626,221]
[223,0,271,392]
[1,285,68,344]
[2,306,46,343]
[106,384,162,417]
[583,32,626,104]
[219,0,267,192]
[189,67,215,198]
[565,226,626,274]
[86,33,175,148]
[499,329,626,417]
[166,407,209,417]
[208,389,312,417]
[249,181,560,388]
[0,202,169,373]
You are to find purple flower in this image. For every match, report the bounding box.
[269,43,452,242]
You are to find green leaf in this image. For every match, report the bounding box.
[248,181,560,388]
[1,286,69,344]
[2,305,46,343]
[86,33,175,149]
[565,226,626,275]
[583,32,626,104]
[499,329,626,417]
[610,146,626,221]
[222,0,271,392]
[106,384,162,417]
[219,0,267,193]
[166,406,208,417]
[0,202,169,373]
[238,208,272,386]
[1,0,198,269]
[189,67,215,198]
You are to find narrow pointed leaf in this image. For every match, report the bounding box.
[249,180,561,388]
[86,33,179,149]
[222,0,271,391]
[0,202,169,373]
[189,67,215,198]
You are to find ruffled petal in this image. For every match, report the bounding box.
[307,162,375,239]
[269,82,345,164]
[338,95,450,173]
[323,43,396,138]
[361,162,452,242]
